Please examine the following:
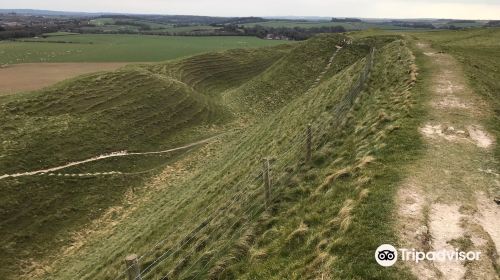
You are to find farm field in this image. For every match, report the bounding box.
[88,17,218,33]
[0,34,291,64]
[0,62,142,95]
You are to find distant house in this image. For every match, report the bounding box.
[266,34,289,40]
[4,21,22,27]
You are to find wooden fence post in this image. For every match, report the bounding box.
[306,124,312,163]
[262,158,271,207]
[125,254,141,280]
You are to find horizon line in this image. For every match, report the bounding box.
[0,8,497,21]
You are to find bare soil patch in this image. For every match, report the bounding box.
[475,192,500,257]
[0,62,144,95]
[434,95,470,109]
[467,125,494,149]
[429,203,466,280]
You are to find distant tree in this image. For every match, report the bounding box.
[222,24,238,32]
[242,24,345,41]
[448,20,476,24]
[331,18,362,23]
[486,20,500,27]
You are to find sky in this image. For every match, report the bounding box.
[2,0,500,20]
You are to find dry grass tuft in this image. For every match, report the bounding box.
[409,63,418,83]
[286,222,309,244]
[171,255,191,278]
[377,111,392,123]
[386,124,401,132]
[315,166,353,193]
[358,188,370,200]
[208,259,230,280]
[316,238,329,251]
[249,248,268,262]
[354,155,376,171]
[339,216,352,232]
[328,199,355,232]
[356,175,372,186]
[304,252,335,279]
[195,235,209,252]
[374,130,387,142]
[233,230,255,260]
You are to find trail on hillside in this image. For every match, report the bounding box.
[396,43,500,279]
[0,135,220,180]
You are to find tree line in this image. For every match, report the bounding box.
[237,25,346,40]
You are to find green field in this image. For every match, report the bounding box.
[88,17,218,32]
[0,34,291,64]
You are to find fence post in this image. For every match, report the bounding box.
[125,254,141,280]
[262,158,271,207]
[306,124,312,163]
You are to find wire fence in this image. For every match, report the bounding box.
[114,46,376,280]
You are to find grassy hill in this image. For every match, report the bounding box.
[0,33,423,279]
[0,45,289,278]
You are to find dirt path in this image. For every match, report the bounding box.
[0,135,219,180]
[396,43,500,279]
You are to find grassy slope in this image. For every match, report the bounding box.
[147,45,292,96]
[0,34,290,64]
[227,40,422,280]
[414,28,500,162]
[30,34,425,280]
[0,46,289,279]
[226,34,371,116]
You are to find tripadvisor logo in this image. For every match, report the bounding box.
[375,244,398,267]
[375,244,481,267]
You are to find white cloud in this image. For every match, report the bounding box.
[1,0,499,19]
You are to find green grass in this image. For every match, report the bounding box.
[41,31,80,37]
[0,34,292,64]
[89,18,116,26]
